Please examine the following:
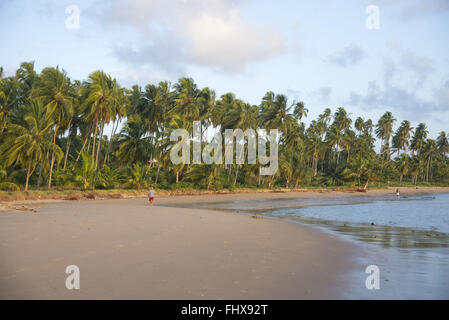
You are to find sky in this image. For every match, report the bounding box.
[1,0,448,138]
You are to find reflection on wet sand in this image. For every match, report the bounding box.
[269,215,449,249]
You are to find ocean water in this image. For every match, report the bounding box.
[266,193,449,299]
[269,193,449,235]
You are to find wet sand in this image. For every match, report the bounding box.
[0,197,357,299]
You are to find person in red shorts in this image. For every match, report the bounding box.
[148,186,155,205]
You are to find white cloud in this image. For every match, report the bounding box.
[105,0,285,73]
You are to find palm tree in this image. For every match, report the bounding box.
[410,123,428,155]
[375,111,396,163]
[82,71,120,169]
[197,87,216,141]
[173,78,201,122]
[354,117,364,136]
[116,115,152,165]
[185,164,222,190]
[74,151,96,190]
[0,72,21,133]
[392,120,413,158]
[32,66,73,187]
[127,163,151,190]
[395,154,410,184]
[436,131,449,156]
[259,93,294,135]
[422,139,438,183]
[293,101,308,122]
[0,99,62,190]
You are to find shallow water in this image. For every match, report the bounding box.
[264,193,449,299]
[270,193,449,235]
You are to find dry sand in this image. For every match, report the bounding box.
[0,195,359,299]
[0,187,447,299]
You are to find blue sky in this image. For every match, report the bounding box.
[1,0,448,138]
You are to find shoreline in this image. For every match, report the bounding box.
[0,195,362,299]
[2,186,449,208]
[2,185,449,201]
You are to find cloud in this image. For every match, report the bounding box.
[346,51,446,121]
[317,87,332,103]
[399,52,434,90]
[104,0,286,73]
[375,0,449,20]
[327,44,367,68]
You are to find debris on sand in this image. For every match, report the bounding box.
[11,205,37,213]
[64,196,79,201]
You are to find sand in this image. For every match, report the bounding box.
[0,195,359,299]
[0,187,447,299]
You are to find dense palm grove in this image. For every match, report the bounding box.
[1,62,448,191]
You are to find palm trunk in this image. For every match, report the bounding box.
[25,158,32,191]
[95,122,104,169]
[155,164,161,184]
[104,119,119,165]
[48,125,59,189]
[92,119,98,159]
[363,177,370,190]
[234,165,239,185]
[63,134,72,169]
[74,123,93,167]
[36,159,43,190]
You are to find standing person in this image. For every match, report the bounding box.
[148,186,155,205]
[396,188,400,199]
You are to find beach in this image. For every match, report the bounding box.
[0,192,357,299]
[1,187,448,299]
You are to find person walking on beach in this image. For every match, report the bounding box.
[148,187,155,205]
[396,188,400,199]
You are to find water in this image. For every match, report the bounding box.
[265,193,449,299]
[270,193,449,235]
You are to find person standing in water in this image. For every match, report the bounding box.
[148,187,155,205]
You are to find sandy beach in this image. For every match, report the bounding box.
[1,187,448,299]
[0,191,364,299]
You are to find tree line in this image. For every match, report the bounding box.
[1,62,448,191]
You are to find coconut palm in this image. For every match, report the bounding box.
[396,154,410,184]
[82,71,121,169]
[116,115,152,165]
[32,66,73,187]
[375,111,396,163]
[292,100,308,122]
[422,139,438,183]
[392,120,413,158]
[410,123,428,155]
[436,131,449,156]
[0,99,62,190]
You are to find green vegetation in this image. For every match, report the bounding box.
[1,62,448,192]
